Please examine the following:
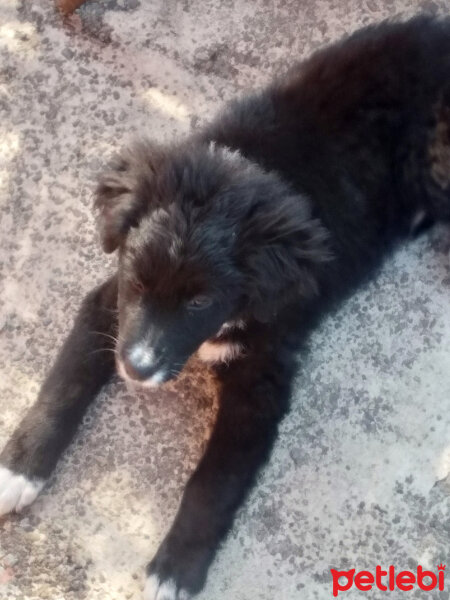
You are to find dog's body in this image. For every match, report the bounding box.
[1,15,449,600]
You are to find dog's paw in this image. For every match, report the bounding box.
[143,575,190,600]
[0,466,44,516]
[144,536,209,600]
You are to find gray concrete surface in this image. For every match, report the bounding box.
[0,0,449,598]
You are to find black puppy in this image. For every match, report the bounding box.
[1,15,449,600]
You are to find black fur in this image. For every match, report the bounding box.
[1,15,449,599]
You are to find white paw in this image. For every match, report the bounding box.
[0,466,44,516]
[144,575,190,600]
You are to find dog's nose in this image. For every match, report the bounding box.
[122,345,158,381]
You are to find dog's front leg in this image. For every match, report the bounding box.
[0,276,118,515]
[145,354,290,600]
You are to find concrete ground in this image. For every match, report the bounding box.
[0,0,449,598]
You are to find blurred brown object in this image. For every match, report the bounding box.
[57,0,89,14]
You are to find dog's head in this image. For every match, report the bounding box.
[95,140,329,386]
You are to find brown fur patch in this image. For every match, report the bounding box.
[429,99,450,189]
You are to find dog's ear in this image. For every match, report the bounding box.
[94,143,159,253]
[238,180,331,321]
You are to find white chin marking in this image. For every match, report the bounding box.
[116,360,167,388]
[216,319,246,336]
[0,466,44,516]
[144,576,189,600]
[139,370,167,388]
[198,340,243,364]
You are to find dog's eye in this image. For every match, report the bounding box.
[187,295,212,311]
